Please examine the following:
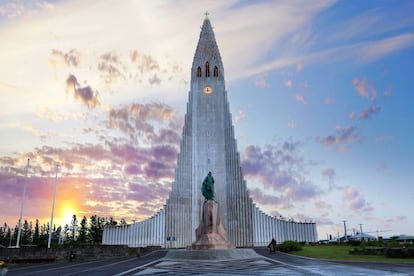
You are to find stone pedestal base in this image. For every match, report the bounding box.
[192,200,234,249]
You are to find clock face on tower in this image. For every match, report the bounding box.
[203,86,213,94]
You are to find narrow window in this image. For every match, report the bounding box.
[197,66,202,77]
[214,66,219,77]
[205,62,210,77]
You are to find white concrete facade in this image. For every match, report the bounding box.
[102,16,317,248]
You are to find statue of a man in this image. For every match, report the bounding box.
[201,171,215,201]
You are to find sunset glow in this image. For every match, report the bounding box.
[1,1,413,240]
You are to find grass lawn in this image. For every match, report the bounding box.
[292,245,414,263]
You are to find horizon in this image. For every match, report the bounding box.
[1,0,413,240]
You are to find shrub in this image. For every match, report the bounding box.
[385,248,414,258]
[348,240,361,246]
[278,240,302,253]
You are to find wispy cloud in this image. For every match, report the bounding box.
[66,74,100,108]
[233,109,246,124]
[284,79,292,88]
[322,168,336,189]
[352,78,377,101]
[98,52,127,84]
[295,93,308,105]
[317,125,359,149]
[342,186,373,213]
[0,0,54,19]
[51,49,80,67]
[359,104,381,119]
[254,74,269,88]
[241,141,322,209]
[0,100,183,224]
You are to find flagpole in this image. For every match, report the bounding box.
[16,158,30,248]
[48,164,59,249]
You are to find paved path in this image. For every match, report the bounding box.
[5,248,414,275]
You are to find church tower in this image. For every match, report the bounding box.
[102,16,318,248]
[164,15,253,247]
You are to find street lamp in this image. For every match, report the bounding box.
[16,158,30,248]
[48,164,59,249]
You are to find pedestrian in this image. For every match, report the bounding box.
[268,237,277,254]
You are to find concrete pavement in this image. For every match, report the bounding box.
[5,248,414,275]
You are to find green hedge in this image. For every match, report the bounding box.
[278,240,302,253]
[385,248,414,258]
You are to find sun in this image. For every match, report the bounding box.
[57,201,78,227]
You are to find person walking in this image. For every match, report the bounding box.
[268,237,277,254]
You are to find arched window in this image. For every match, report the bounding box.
[196,66,202,77]
[205,62,210,77]
[214,66,219,77]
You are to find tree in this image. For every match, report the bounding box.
[33,219,40,245]
[89,215,105,244]
[107,217,118,226]
[0,223,12,246]
[21,220,32,245]
[78,216,88,243]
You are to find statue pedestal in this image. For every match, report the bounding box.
[192,200,234,249]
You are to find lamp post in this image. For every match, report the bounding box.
[16,158,30,248]
[48,164,59,249]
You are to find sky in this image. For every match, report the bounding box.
[0,0,413,240]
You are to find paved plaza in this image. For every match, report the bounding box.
[6,248,413,275]
[129,249,414,276]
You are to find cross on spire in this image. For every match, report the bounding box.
[204,11,209,19]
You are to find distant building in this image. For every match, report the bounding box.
[102,15,318,248]
[396,235,414,243]
[351,232,376,241]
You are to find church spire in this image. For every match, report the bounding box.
[191,15,224,80]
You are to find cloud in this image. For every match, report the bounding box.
[295,93,308,104]
[0,99,186,225]
[234,109,246,124]
[341,186,373,212]
[296,62,303,72]
[322,168,336,189]
[98,52,127,84]
[107,102,182,144]
[130,50,160,73]
[249,188,288,208]
[352,78,377,101]
[66,74,100,108]
[318,125,360,148]
[241,141,322,209]
[239,30,414,80]
[254,74,269,88]
[51,49,80,67]
[314,200,332,210]
[284,79,292,88]
[358,32,414,63]
[148,74,161,85]
[0,0,54,19]
[359,104,381,119]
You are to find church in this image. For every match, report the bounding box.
[102,15,317,248]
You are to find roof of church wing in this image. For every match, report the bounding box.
[192,17,223,68]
